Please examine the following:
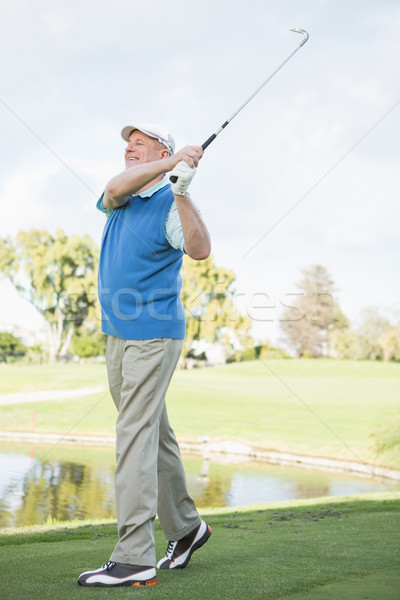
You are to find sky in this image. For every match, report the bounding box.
[1,0,399,344]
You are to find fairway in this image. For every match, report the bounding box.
[0,359,399,468]
[1,362,399,598]
[0,496,399,600]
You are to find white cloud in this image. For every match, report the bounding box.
[0,163,59,236]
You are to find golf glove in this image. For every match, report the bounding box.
[169,160,196,195]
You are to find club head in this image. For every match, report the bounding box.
[290,28,309,46]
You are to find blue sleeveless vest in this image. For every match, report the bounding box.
[98,186,186,340]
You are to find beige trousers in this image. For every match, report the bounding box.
[106,335,201,566]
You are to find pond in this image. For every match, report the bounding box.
[0,442,397,528]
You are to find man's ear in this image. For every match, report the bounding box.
[160,149,170,160]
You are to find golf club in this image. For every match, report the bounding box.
[170,28,309,183]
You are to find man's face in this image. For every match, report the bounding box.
[124,130,167,169]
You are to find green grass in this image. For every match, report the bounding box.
[0,496,399,599]
[0,362,106,394]
[0,360,399,468]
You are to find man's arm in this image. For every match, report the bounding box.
[174,193,211,261]
[103,160,170,209]
[103,146,203,209]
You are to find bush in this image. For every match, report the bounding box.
[373,420,400,467]
[257,343,291,360]
[227,342,291,363]
[72,330,106,358]
[0,331,27,362]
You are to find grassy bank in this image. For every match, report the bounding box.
[1,496,399,599]
[0,360,399,467]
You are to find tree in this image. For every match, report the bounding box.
[0,229,99,362]
[378,325,400,362]
[329,327,364,360]
[356,307,391,361]
[0,331,27,362]
[181,255,252,358]
[280,265,344,357]
[329,307,400,362]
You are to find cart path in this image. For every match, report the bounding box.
[0,387,105,405]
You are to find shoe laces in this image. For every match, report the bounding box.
[166,541,177,559]
[103,561,116,571]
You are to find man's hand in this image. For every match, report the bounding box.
[171,145,203,169]
[168,145,203,195]
[170,161,196,196]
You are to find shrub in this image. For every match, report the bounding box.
[0,331,27,362]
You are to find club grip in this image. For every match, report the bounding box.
[202,133,217,150]
[169,130,219,182]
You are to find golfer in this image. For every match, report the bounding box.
[78,124,212,587]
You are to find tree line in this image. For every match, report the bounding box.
[0,230,399,363]
[280,264,400,362]
[0,229,253,363]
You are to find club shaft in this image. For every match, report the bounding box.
[201,28,309,150]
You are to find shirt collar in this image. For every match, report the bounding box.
[133,175,170,199]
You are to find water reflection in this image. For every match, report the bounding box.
[0,442,396,528]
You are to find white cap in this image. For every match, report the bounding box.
[121,123,175,155]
